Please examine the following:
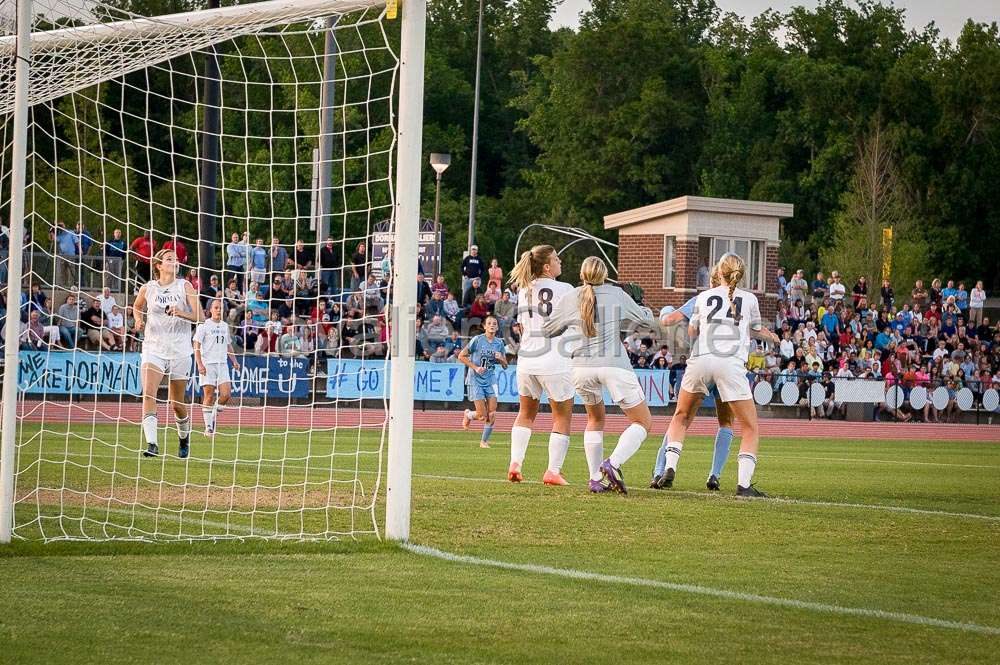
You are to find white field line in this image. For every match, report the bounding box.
[418,438,1000,470]
[19,450,1000,523]
[764,454,1000,469]
[403,543,1000,637]
[29,433,1000,470]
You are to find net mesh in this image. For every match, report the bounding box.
[1,0,399,541]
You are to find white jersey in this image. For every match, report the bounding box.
[690,285,761,364]
[515,277,575,375]
[141,279,194,360]
[193,319,232,365]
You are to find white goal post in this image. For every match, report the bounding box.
[0,0,425,543]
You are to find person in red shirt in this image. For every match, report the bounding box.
[469,294,491,321]
[129,231,155,286]
[925,302,942,324]
[162,236,189,266]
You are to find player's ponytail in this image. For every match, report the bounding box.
[508,244,556,290]
[716,253,746,320]
[579,256,607,338]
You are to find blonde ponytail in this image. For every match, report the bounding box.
[507,244,556,290]
[715,253,746,320]
[578,256,608,337]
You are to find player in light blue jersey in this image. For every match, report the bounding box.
[459,315,508,448]
[653,271,735,491]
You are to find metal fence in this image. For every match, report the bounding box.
[23,251,126,293]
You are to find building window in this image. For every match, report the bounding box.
[706,237,765,292]
[698,237,712,288]
[663,236,676,288]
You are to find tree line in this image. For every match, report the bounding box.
[11,0,1000,295]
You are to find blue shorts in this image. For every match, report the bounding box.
[469,382,497,402]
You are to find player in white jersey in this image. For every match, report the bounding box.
[652,266,736,491]
[133,249,204,459]
[543,257,655,495]
[505,244,576,485]
[194,298,241,437]
[664,253,780,497]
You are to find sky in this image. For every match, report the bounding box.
[550,0,999,39]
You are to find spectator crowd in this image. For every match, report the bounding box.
[0,228,527,377]
[0,223,997,423]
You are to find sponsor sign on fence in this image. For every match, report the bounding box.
[325,360,713,407]
[326,359,466,401]
[17,351,310,399]
[18,351,142,395]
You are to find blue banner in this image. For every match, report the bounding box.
[18,351,142,395]
[190,355,311,399]
[17,351,309,399]
[326,359,466,402]
[323,359,715,407]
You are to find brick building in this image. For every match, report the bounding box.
[604,196,793,321]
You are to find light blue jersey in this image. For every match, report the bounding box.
[678,296,697,320]
[660,296,697,322]
[464,334,506,388]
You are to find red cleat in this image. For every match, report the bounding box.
[542,469,568,486]
[507,462,523,483]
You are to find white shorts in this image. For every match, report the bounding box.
[141,351,191,382]
[198,362,232,388]
[681,355,752,403]
[571,366,645,409]
[517,372,575,403]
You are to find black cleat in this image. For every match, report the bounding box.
[706,475,720,491]
[736,484,768,498]
[649,475,662,489]
[142,443,159,458]
[654,468,674,489]
[178,436,190,459]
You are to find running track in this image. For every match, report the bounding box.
[14,400,1000,442]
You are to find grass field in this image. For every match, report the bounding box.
[2,423,999,663]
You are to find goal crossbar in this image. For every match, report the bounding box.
[0,0,387,115]
[0,0,382,51]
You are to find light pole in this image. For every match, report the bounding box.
[430,152,450,224]
[430,153,450,280]
[467,0,485,254]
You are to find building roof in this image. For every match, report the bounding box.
[604,196,794,230]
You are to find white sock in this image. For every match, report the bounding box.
[737,452,757,488]
[665,441,683,472]
[583,430,604,481]
[465,409,476,421]
[215,403,226,428]
[609,424,647,468]
[547,433,570,474]
[142,413,158,446]
[177,415,192,440]
[510,425,531,466]
[202,406,215,430]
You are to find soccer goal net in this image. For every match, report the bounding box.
[0,0,425,542]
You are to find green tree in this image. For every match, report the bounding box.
[820,121,927,293]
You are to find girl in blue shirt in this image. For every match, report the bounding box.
[459,315,508,448]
